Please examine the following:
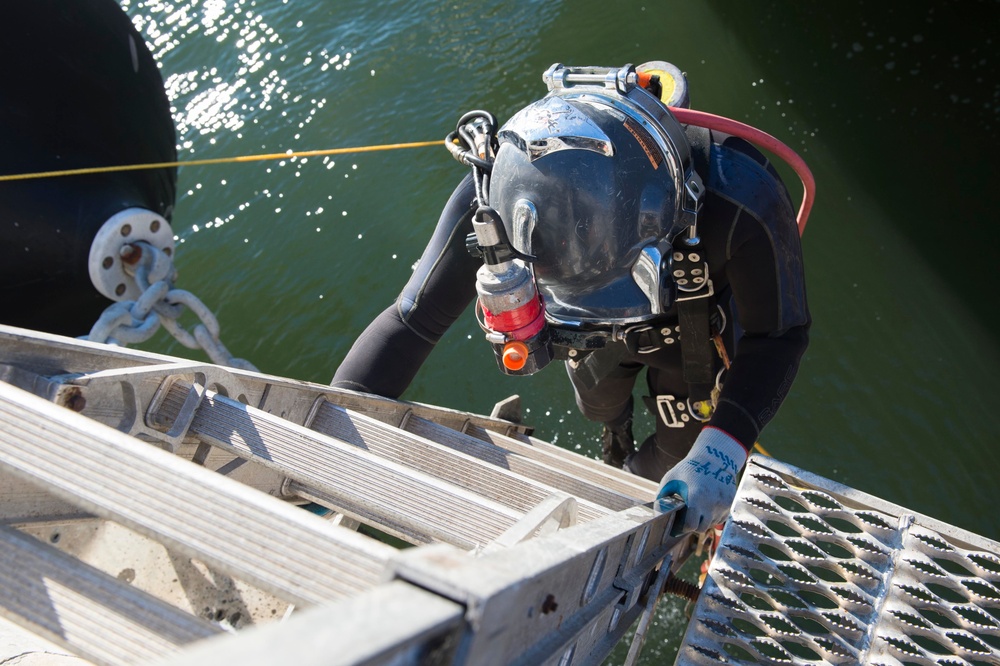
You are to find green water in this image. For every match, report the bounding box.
[119,0,1000,661]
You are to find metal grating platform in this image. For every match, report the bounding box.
[678,455,1000,665]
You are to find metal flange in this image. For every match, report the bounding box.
[87,207,174,301]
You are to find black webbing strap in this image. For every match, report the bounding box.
[676,124,716,403]
[677,292,715,402]
[674,235,716,403]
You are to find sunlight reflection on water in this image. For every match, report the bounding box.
[121,0,368,257]
[123,0,351,155]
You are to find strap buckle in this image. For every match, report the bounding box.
[676,279,714,302]
[655,395,691,429]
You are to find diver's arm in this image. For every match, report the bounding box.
[331,175,480,397]
[709,206,811,450]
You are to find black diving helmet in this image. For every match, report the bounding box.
[488,63,704,332]
[454,63,706,375]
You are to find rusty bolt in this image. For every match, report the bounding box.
[60,388,87,413]
[120,243,143,265]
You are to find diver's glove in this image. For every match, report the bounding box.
[656,426,748,535]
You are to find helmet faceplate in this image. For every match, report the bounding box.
[489,68,699,326]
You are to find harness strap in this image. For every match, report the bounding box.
[675,125,718,404]
[673,239,716,403]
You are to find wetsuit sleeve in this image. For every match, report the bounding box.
[330,175,480,398]
[705,143,811,450]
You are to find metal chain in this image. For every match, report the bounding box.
[85,241,259,372]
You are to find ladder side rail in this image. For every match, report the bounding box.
[308,401,610,524]
[0,324,184,375]
[390,502,688,666]
[0,468,94,525]
[0,523,222,666]
[154,580,465,666]
[187,390,524,550]
[2,441,291,527]
[0,380,396,608]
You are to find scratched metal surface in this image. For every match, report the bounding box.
[678,455,1000,665]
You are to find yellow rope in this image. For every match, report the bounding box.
[0,139,444,182]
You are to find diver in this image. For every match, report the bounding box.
[332,63,811,535]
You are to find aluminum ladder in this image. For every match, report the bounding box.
[0,324,689,665]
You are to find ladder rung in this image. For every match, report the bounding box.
[319,385,531,437]
[308,401,610,523]
[188,391,523,550]
[402,414,648,512]
[0,523,221,666]
[464,424,659,499]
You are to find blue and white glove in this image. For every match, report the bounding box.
[657,426,748,535]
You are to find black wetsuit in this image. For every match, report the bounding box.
[332,126,811,482]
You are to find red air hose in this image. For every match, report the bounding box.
[670,107,815,236]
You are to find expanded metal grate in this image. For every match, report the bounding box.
[677,455,1000,665]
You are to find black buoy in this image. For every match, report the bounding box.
[0,0,178,337]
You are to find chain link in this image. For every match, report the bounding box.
[85,242,259,372]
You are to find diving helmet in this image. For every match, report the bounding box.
[488,63,704,327]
